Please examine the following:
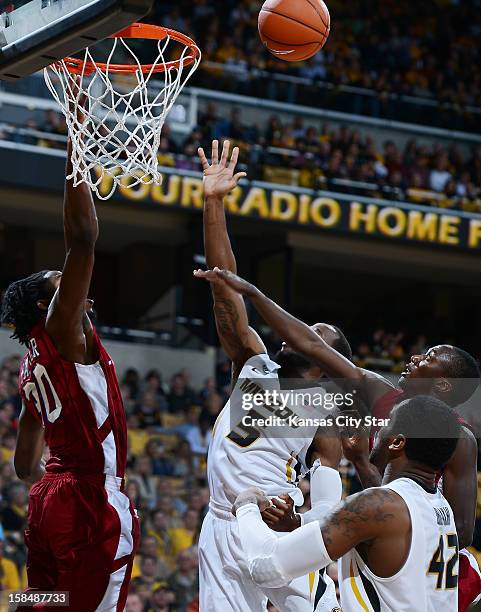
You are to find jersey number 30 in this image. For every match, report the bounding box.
[428,533,458,590]
[23,364,62,424]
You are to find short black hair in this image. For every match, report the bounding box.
[1,271,51,346]
[442,346,480,406]
[332,325,353,361]
[391,395,461,470]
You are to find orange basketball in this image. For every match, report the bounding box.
[258,0,330,62]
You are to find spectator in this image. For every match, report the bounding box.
[148,510,174,564]
[137,534,170,580]
[184,415,212,455]
[125,593,144,612]
[430,154,452,192]
[135,391,163,429]
[130,456,158,510]
[168,510,199,558]
[145,440,174,477]
[147,582,176,612]
[167,549,199,612]
[2,483,28,532]
[0,538,20,590]
[167,374,195,414]
[123,368,140,400]
[139,555,160,588]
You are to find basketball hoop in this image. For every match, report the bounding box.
[44,23,201,200]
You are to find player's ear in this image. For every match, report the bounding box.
[388,434,406,453]
[36,299,49,311]
[433,377,452,396]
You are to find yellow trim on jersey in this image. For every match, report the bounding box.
[350,560,370,612]
[309,571,315,597]
[286,456,294,482]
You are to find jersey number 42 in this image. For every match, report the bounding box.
[427,533,459,590]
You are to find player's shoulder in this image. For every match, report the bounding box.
[241,353,280,378]
[18,351,31,385]
[339,487,404,529]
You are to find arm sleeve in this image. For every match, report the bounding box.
[299,461,343,526]
[236,503,332,588]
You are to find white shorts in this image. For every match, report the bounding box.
[199,506,339,612]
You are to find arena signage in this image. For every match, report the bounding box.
[96,168,481,250]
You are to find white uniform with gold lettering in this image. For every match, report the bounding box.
[199,354,340,611]
[337,477,458,611]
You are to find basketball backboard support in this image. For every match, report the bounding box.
[0,0,154,80]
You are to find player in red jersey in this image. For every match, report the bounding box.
[195,267,481,611]
[1,138,139,611]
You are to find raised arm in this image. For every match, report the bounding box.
[197,141,265,377]
[45,139,99,363]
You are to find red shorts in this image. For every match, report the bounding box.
[21,472,140,612]
[459,549,481,612]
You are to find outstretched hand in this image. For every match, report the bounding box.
[198,140,247,199]
[193,267,258,298]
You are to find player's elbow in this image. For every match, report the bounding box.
[14,463,32,481]
[14,454,34,481]
[248,556,290,589]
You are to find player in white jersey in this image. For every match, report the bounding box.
[195,141,351,611]
[233,395,461,612]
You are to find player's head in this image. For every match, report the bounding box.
[274,322,352,378]
[1,270,58,346]
[399,344,480,407]
[370,395,461,476]
[1,270,93,346]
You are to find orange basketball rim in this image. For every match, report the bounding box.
[61,23,201,75]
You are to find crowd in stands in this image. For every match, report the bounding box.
[352,329,430,373]
[0,332,479,610]
[8,104,481,212]
[147,0,481,130]
[164,106,481,212]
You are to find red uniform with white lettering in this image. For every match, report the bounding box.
[18,322,139,611]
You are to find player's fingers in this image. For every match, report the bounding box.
[198,147,209,170]
[193,269,211,279]
[262,508,282,522]
[278,494,294,507]
[271,497,290,510]
[262,506,286,519]
[220,140,230,167]
[211,139,219,165]
[233,172,247,183]
[228,146,240,170]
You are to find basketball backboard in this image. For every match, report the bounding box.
[0,0,154,80]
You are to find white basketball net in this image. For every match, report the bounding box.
[44,31,201,200]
